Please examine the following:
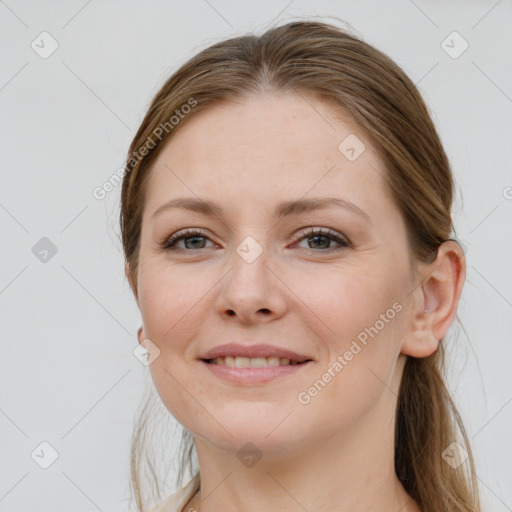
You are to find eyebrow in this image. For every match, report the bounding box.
[152,196,371,222]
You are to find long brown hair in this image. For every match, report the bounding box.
[120,18,481,512]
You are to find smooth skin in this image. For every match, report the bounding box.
[126,91,465,512]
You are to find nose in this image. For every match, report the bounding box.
[214,237,288,324]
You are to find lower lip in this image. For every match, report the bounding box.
[199,360,311,384]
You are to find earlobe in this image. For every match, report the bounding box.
[137,325,145,345]
[404,321,440,358]
[409,330,440,358]
[402,240,466,358]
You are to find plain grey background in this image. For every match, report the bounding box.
[1,0,511,511]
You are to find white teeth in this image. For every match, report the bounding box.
[210,356,303,367]
[235,357,250,368]
[250,357,268,368]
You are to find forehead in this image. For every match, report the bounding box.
[144,92,394,221]
[155,92,372,170]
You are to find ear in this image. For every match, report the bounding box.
[137,325,146,345]
[402,240,466,358]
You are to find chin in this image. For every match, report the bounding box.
[195,407,310,453]
[206,429,303,458]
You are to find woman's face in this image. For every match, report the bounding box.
[133,91,423,456]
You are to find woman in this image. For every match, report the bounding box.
[120,19,481,512]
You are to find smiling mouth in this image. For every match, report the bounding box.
[202,356,312,367]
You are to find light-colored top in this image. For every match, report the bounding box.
[149,478,197,512]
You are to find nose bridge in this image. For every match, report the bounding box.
[215,231,286,321]
[235,233,267,266]
[227,232,270,289]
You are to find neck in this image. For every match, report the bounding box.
[185,390,421,512]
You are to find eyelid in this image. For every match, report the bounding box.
[291,226,350,247]
[161,228,215,249]
[162,226,350,251]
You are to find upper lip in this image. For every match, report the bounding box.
[198,343,313,363]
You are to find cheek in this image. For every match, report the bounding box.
[299,265,404,394]
[291,262,400,343]
[140,267,209,426]
[138,263,207,342]
[297,290,403,426]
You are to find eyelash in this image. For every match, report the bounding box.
[161,227,350,253]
